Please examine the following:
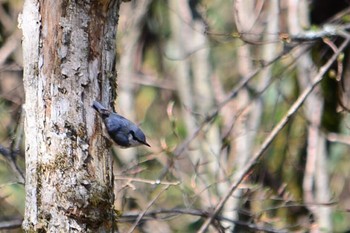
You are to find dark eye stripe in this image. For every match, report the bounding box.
[130,131,146,144]
[130,131,138,140]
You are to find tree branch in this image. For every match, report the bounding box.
[198,37,350,233]
[120,208,288,233]
[0,219,23,230]
[0,144,24,184]
[127,184,171,233]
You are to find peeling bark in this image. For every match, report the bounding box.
[20,0,121,231]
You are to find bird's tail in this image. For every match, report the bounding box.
[92,101,110,117]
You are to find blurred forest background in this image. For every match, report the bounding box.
[2,0,350,232]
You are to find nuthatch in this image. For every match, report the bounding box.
[93,101,150,148]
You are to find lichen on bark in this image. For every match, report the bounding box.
[21,0,121,231]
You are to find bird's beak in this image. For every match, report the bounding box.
[143,141,151,147]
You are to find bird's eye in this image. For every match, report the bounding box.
[129,130,140,141]
[129,130,144,143]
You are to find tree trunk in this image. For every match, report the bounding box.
[288,1,332,231]
[20,0,121,231]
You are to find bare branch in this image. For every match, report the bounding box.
[172,47,293,159]
[0,219,23,230]
[121,208,288,233]
[127,185,171,233]
[326,133,350,146]
[0,30,21,65]
[198,37,350,233]
[115,176,180,186]
[0,144,24,184]
[289,24,350,42]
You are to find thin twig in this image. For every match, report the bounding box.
[0,30,21,65]
[0,182,22,189]
[198,37,350,233]
[127,184,170,233]
[322,37,343,81]
[0,219,23,230]
[10,108,25,183]
[121,208,288,233]
[326,132,350,146]
[173,47,295,159]
[0,144,24,184]
[115,176,180,186]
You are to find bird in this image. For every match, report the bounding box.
[92,101,150,148]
